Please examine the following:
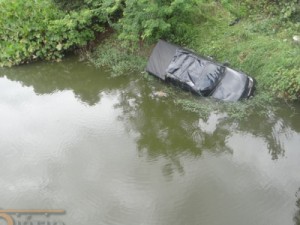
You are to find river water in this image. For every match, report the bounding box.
[0,57,299,225]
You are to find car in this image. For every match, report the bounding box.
[146,40,255,101]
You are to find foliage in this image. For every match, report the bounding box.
[180,1,300,101]
[0,0,102,67]
[53,0,123,25]
[1,0,300,101]
[220,0,248,17]
[52,0,85,11]
[1,0,199,66]
[175,99,212,119]
[52,0,201,47]
[174,87,275,121]
[242,0,300,21]
[87,37,147,77]
[116,0,199,47]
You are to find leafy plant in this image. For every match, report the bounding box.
[0,0,102,67]
[243,0,300,21]
[87,37,147,77]
[116,0,199,48]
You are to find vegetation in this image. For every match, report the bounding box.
[0,0,299,101]
[186,1,300,100]
[86,37,147,77]
[174,90,275,121]
[0,0,104,67]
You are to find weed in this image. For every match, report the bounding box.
[87,37,147,77]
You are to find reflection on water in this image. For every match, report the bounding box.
[1,58,299,161]
[295,188,300,225]
[115,75,300,161]
[0,57,300,225]
[0,59,125,105]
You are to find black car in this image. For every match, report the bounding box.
[146,40,255,101]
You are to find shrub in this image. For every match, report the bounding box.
[0,0,101,67]
[116,0,199,48]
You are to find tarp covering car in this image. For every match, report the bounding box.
[146,40,255,101]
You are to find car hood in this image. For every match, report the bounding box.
[211,67,248,101]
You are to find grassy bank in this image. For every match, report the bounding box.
[1,0,299,103]
[87,1,299,102]
[186,3,300,101]
[83,1,299,119]
[86,37,149,77]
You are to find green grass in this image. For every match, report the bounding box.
[166,1,299,118]
[86,36,148,77]
[183,2,300,100]
[86,1,299,119]
[85,1,300,101]
[172,88,275,121]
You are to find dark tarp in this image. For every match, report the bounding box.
[146,40,253,101]
[146,41,225,96]
[166,50,225,96]
[146,40,178,80]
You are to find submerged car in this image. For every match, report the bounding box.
[146,40,255,101]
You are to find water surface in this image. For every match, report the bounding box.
[0,57,300,225]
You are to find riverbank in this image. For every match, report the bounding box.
[83,34,275,121]
[86,2,299,102]
[79,3,297,118]
[1,0,299,102]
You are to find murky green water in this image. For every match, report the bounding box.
[0,57,300,225]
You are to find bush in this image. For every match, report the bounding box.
[115,0,199,48]
[0,0,102,67]
[0,0,230,66]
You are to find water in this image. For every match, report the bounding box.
[0,57,299,225]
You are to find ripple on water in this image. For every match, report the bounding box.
[1,63,300,225]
